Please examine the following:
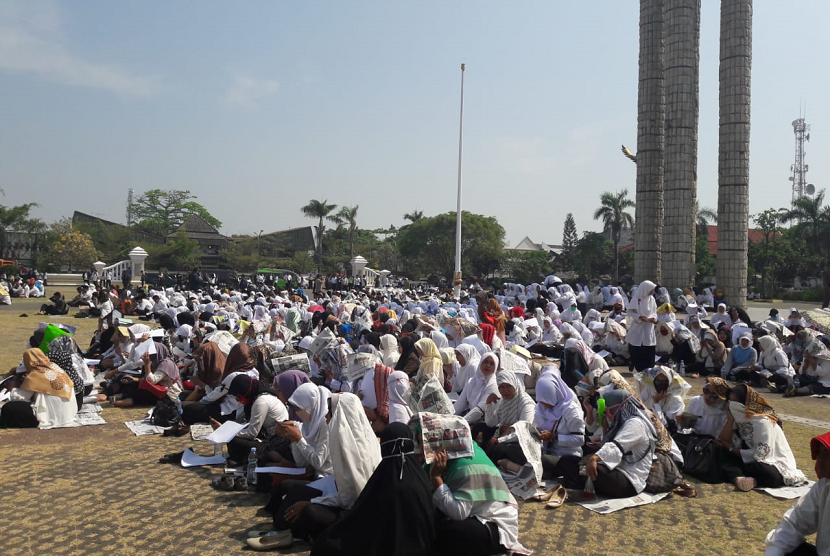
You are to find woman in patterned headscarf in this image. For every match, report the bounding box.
[47,335,87,409]
[720,384,807,491]
[0,348,78,429]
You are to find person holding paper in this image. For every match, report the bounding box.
[220,374,288,464]
[112,343,180,408]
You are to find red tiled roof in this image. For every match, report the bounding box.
[706,225,766,256]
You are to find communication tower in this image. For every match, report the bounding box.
[790,117,815,203]
[127,188,134,227]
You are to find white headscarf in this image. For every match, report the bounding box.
[631,280,657,319]
[461,353,499,409]
[380,334,400,367]
[453,343,481,392]
[327,392,382,508]
[387,371,413,424]
[288,383,332,441]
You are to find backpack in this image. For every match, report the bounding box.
[151,398,182,427]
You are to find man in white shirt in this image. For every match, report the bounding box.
[765,431,830,556]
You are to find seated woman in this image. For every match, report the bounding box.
[219,374,288,464]
[1,348,78,429]
[635,365,691,426]
[709,303,733,330]
[428,445,524,556]
[181,342,231,424]
[453,353,498,438]
[533,368,585,484]
[250,392,380,551]
[562,337,608,389]
[47,335,91,410]
[683,377,731,438]
[720,384,807,491]
[359,363,394,433]
[785,308,807,332]
[601,319,629,365]
[394,335,420,378]
[764,431,830,556]
[36,291,68,315]
[483,369,536,465]
[310,423,435,556]
[691,329,727,378]
[113,342,182,408]
[567,390,657,498]
[753,336,796,393]
[786,339,830,397]
[722,333,758,380]
[387,371,413,424]
[413,337,447,389]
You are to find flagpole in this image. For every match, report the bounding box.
[453,63,465,300]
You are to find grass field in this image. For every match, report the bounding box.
[0,293,827,556]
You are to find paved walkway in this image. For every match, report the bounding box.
[778,412,830,430]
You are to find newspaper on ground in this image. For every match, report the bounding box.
[125,419,168,436]
[271,353,311,376]
[190,424,214,441]
[502,462,540,500]
[406,375,455,415]
[756,481,814,500]
[571,491,670,514]
[417,412,474,465]
[344,353,379,382]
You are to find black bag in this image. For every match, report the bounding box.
[151,398,182,427]
[675,433,720,483]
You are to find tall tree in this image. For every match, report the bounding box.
[403,210,424,223]
[129,189,222,237]
[780,189,829,256]
[45,219,98,271]
[695,202,718,237]
[559,213,578,269]
[336,205,359,258]
[301,199,338,272]
[593,189,635,281]
[397,211,505,281]
[0,202,41,260]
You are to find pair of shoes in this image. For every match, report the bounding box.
[247,530,272,538]
[673,482,697,498]
[532,487,557,502]
[545,485,568,508]
[163,425,190,437]
[733,476,757,492]
[247,530,292,550]
[784,386,797,398]
[212,474,236,491]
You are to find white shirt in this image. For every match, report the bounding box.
[765,479,830,556]
[595,417,656,494]
[432,484,519,550]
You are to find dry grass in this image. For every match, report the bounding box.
[0,294,827,555]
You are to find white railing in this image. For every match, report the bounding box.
[103,260,131,277]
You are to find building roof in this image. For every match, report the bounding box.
[171,214,222,236]
[705,225,766,256]
[510,236,562,254]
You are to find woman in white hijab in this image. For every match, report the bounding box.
[453,353,499,426]
[379,335,400,368]
[387,371,413,424]
[251,392,380,551]
[283,383,334,477]
[627,280,658,372]
[541,317,562,345]
[452,344,481,394]
[709,303,732,330]
[755,335,795,393]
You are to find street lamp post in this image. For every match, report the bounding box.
[453,63,466,300]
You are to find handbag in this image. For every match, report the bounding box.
[645,450,684,493]
[675,433,720,483]
[138,377,169,399]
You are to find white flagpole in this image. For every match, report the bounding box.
[453,63,466,300]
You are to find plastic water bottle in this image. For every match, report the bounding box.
[679,360,686,377]
[247,447,258,484]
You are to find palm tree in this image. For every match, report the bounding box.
[301,199,337,271]
[780,189,829,255]
[695,202,718,237]
[336,205,359,258]
[403,210,424,223]
[593,189,635,281]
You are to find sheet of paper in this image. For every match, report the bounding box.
[206,420,246,444]
[596,350,611,358]
[757,481,814,500]
[255,466,308,475]
[307,475,337,497]
[125,419,168,436]
[571,491,670,514]
[181,448,226,468]
[121,369,142,375]
[189,424,214,441]
[0,390,11,402]
[84,359,101,367]
[134,338,157,359]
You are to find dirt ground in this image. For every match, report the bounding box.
[0,295,827,555]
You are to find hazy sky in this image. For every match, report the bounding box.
[1,1,828,247]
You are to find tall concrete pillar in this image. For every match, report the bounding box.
[635,0,665,284]
[662,0,700,291]
[716,0,752,308]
